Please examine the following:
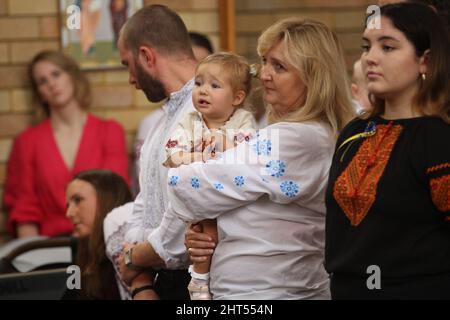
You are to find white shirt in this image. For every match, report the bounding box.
[132,108,165,195]
[125,80,195,243]
[103,202,134,300]
[165,108,255,159]
[154,121,334,299]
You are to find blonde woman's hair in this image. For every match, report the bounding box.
[197,52,252,106]
[257,18,355,135]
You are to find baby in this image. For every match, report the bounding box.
[164,52,256,299]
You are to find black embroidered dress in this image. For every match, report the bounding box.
[325,116,450,299]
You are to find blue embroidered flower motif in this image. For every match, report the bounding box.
[252,139,272,156]
[191,177,200,189]
[265,160,286,178]
[234,176,245,187]
[280,181,299,198]
[214,183,224,190]
[168,176,179,187]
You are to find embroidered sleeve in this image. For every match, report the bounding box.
[167,123,333,222]
[164,121,192,158]
[427,163,450,214]
[224,109,256,144]
[425,121,450,214]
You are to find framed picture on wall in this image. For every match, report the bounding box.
[59,0,143,70]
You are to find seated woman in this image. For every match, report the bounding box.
[65,169,131,299]
[3,50,129,239]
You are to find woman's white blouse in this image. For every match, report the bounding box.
[156,121,335,299]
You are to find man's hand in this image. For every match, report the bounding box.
[117,243,142,286]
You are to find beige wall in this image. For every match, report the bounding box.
[0,0,371,242]
[235,0,374,69]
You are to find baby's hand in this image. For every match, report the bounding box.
[208,130,235,152]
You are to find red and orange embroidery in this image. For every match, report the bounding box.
[333,123,403,226]
[429,175,450,212]
[427,163,450,174]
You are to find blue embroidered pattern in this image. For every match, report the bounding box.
[191,177,200,189]
[168,176,179,186]
[280,181,299,198]
[234,176,245,187]
[252,139,272,156]
[214,183,224,190]
[265,160,286,178]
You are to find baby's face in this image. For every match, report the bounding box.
[193,63,244,125]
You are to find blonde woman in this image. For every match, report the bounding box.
[160,18,355,299]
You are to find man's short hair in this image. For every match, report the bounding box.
[122,5,194,58]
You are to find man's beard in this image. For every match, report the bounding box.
[135,62,167,102]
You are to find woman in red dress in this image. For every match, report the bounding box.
[3,51,129,238]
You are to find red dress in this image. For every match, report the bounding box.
[3,114,129,237]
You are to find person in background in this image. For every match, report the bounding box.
[65,169,131,299]
[325,3,450,299]
[189,32,214,62]
[351,59,372,114]
[3,50,129,239]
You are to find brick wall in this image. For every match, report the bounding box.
[235,0,374,69]
[0,0,219,243]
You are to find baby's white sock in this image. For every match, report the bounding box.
[189,265,210,284]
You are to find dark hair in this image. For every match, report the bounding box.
[121,5,194,59]
[407,0,450,32]
[72,169,132,299]
[189,32,214,54]
[28,51,91,117]
[368,3,450,122]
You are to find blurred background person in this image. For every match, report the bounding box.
[65,169,131,299]
[189,32,214,62]
[3,50,129,239]
[351,59,372,114]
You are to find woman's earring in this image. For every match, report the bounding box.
[421,73,426,81]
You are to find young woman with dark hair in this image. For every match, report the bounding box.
[325,3,450,299]
[65,169,132,299]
